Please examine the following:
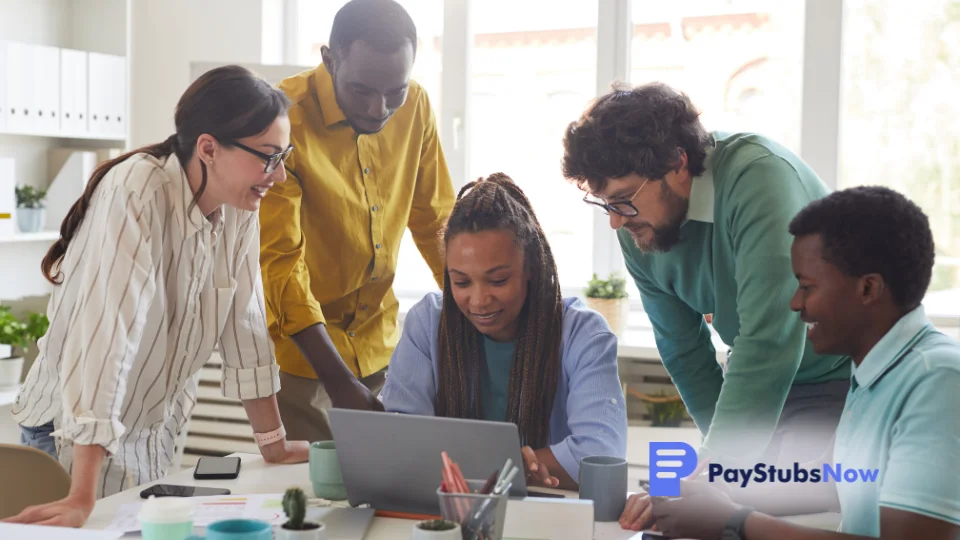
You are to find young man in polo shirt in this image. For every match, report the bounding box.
[562,82,851,468]
[644,186,960,540]
[259,0,455,441]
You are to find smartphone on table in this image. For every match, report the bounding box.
[140,484,231,498]
[193,456,242,480]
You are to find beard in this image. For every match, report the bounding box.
[625,182,689,253]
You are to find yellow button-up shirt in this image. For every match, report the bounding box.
[259,64,454,379]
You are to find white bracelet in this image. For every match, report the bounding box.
[254,425,286,447]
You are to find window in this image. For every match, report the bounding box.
[839,0,960,316]
[630,0,805,151]
[295,0,444,294]
[468,1,599,288]
[623,0,806,300]
[284,1,954,319]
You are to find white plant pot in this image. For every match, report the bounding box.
[16,207,45,233]
[0,344,11,358]
[0,356,24,389]
[276,522,326,540]
[411,521,462,540]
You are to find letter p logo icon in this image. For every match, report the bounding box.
[649,442,697,497]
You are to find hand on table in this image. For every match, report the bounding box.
[650,479,740,540]
[521,446,559,488]
[329,381,385,412]
[1,494,94,528]
[620,492,656,531]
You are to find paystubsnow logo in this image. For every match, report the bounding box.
[648,442,879,497]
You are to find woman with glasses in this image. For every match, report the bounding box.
[6,65,306,528]
[380,173,627,490]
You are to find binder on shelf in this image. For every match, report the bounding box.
[5,42,33,134]
[60,49,88,137]
[32,44,61,135]
[0,42,7,132]
[0,158,15,240]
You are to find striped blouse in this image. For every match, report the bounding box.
[12,152,280,496]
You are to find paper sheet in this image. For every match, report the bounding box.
[105,494,303,532]
[0,523,123,540]
[104,494,374,539]
[592,521,647,540]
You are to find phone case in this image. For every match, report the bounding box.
[193,457,242,480]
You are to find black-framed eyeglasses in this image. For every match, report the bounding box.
[582,179,650,217]
[230,141,294,173]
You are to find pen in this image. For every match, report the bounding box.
[480,469,499,495]
[497,459,512,485]
[495,466,519,494]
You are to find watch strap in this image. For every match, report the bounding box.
[254,425,286,447]
[722,506,754,540]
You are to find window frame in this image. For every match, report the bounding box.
[281,0,960,324]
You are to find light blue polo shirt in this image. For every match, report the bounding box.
[832,306,960,537]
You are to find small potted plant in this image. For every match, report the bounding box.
[648,391,688,428]
[15,185,48,233]
[0,308,49,388]
[278,487,325,539]
[584,272,630,336]
[411,519,462,539]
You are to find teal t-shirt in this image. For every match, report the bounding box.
[480,337,516,421]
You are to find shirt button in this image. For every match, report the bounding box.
[372,277,377,282]
[348,331,355,337]
[375,243,381,249]
[360,304,367,311]
[372,205,378,212]
[363,167,370,174]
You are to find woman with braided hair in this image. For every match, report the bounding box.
[381,173,627,489]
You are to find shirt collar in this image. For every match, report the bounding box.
[314,63,347,128]
[686,145,716,223]
[163,153,222,236]
[852,305,932,390]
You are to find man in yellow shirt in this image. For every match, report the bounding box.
[259,0,455,441]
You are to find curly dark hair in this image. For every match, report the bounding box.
[561,82,713,193]
[788,186,935,312]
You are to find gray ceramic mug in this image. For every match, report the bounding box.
[578,456,628,522]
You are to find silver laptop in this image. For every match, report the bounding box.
[328,409,528,515]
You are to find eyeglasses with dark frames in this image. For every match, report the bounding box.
[582,178,650,217]
[229,141,294,173]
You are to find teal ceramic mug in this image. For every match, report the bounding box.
[186,519,273,540]
[309,441,347,500]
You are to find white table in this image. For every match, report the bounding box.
[86,453,841,539]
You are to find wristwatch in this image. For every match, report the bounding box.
[721,506,754,540]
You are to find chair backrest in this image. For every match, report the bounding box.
[0,443,71,519]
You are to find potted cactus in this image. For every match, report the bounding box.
[411,519,462,539]
[278,487,325,539]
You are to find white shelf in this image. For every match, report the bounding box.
[0,231,59,243]
[0,129,126,143]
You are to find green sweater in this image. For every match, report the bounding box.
[620,132,850,462]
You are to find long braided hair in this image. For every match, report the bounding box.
[436,173,564,449]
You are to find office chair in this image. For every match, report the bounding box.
[0,443,71,519]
